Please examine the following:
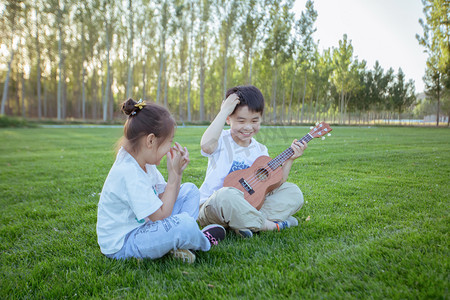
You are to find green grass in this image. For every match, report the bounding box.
[1,125,448,299]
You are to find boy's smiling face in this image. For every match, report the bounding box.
[226,105,262,147]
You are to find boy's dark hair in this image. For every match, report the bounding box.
[225,85,264,115]
[119,98,175,153]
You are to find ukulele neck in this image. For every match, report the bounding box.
[267,133,313,170]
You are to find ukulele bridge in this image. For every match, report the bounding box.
[238,178,255,195]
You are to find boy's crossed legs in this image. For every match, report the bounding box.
[198,182,304,238]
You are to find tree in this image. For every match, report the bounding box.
[156,0,170,104]
[126,0,134,99]
[390,68,416,122]
[186,0,196,122]
[416,0,450,126]
[101,0,116,121]
[56,0,65,120]
[135,0,157,103]
[311,48,333,123]
[197,0,211,122]
[294,0,317,123]
[332,34,354,124]
[34,1,43,119]
[264,0,294,123]
[74,3,89,120]
[216,0,239,101]
[173,0,189,121]
[1,1,24,116]
[237,0,264,84]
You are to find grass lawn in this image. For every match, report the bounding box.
[0,125,448,299]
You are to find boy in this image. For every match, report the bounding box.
[198,85,307,238]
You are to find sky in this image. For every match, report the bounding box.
[293,0,428,93]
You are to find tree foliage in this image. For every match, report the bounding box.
[416,0,450,126]
[0,0,438,125]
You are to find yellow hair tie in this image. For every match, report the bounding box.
[134,99,146,110]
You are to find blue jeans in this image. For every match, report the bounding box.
[108,183,210,260]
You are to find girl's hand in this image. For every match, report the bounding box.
[174,142,190,172]
[166,142,190,178]
[289,139,307,160]
[220,93,240,116]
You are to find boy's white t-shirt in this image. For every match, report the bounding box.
[199,129,269,205]
[96,147,166,255]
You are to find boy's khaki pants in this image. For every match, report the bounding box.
[198,182,303,232]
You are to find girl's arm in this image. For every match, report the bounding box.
[148,143,189,221]
[201,93,240,154]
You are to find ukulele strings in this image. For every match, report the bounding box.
[244,148,294,187]
[245,135,311,187]
[244,134,312,188]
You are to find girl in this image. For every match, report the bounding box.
[96,98,225,263]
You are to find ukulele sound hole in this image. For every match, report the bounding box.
[255,168,269,181]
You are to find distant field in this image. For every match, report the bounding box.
[0,126,448,299]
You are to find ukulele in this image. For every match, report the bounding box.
[222,122,332,210]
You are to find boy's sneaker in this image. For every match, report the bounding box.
[170,249,196,263]
[202,224,226,246]
[274,216,299,231]
[234,228,253,238]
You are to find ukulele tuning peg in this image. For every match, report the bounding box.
[327,133,331,137]
[310,126,314,130]
[315,122,319,126]
[321,136,326,140]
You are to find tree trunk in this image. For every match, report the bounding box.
[126,0,134,99]
[21,72,26,118]
[300,71,307,123]
[109,73,114,120]
[186,1,194,122]
[314,86,319,123]
[1,49,14,116]
[91,67,97,120]
[272,62,278,123]
[340,87,344,124]
[288,70,296,123]
[199,44,205,121]
[223,33,229,101]
[248,46,253,85]
[62,68,67,119]
[142,62,146,101]
[15,72,20,116]
[81,23,86,120]
[281,90,285,123]
[43,82,47,117]
[164,67,168,108]
[178,82,184,124]
[57,6,63,120]
[436,74,440,126]
[101,64,104,120]
[156,33,165,104]
[199,0,209,122]
[200,27,206,122]
[104,33,111,121]
[35,9,42,119]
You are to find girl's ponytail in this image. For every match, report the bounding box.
[121,98,146,117]
[119,98,175,154]
[121,98,137,116]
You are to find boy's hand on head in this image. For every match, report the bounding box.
[220,93,240,116]
[289,139,307,160]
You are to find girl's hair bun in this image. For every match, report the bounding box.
[121,98,138,116]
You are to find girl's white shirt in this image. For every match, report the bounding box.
[96,147,166,255]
